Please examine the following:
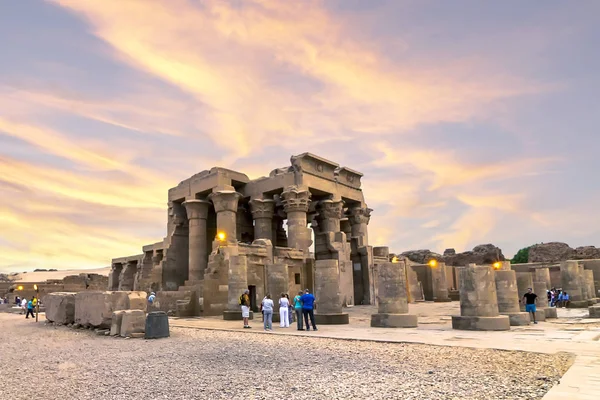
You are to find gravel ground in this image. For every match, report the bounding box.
[0,314,573,400]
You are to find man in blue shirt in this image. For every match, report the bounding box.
[25,299,35,319]
[300,289,317,331]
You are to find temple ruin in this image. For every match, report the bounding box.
[108,153,376,320]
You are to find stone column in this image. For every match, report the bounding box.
[451,265,510,331]
[249,199,275,243]
[223,255,251,320]
[515,272,546,322]
[314,259,349,324]
[371,260,417,328]
[578,264,590,301]
[316,199,344,233]
[431,262,451,302]
[208,189,242,243]
[533,280,557,319]
[118,261,137,291]
[149,251,163,292]
[108,263,123,290]
[534,267,551,291]
[560,261,587,307]
[348,206,372,246]
[585,270,598,304]
[494,270,530,326]
[183,200,211,282]
[266,263,288,323]
[281,186,312,251]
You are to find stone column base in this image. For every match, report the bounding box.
[544,308,558,319]
[451,315,510,331]
[501,312,530,326]
[589,305,600,318]
[526,310,546,322]
[588,298,598,306]
[370,313,418,328]
[223,310,254,321]
[433,298,452,303]
[314,313,349,325]
[566,300,590,308]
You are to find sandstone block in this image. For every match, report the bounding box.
[589,305,600,318]
[120,309,146,337]
[110,310,126,336]
[451,315,510,331]
[44,292,76,324]
[75,291,147,329]
[544,307,558,319]
[370,313,418,328]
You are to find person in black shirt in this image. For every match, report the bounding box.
[523,288,538,324]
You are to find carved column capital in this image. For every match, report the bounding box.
[183,199,211,220]
[249,198,276,219]
[348,206,372,225]
[317,199,344,220]
[208,190,242,213]
[281,186,311,214]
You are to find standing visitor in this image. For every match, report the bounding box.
[286,293,293,325]
[563,292,570,308]
[523,288,538,324]
[293,291,304,330]
[25,298,35,319]
[300,289,317,331]
[279,294,290,328]
[15,296,20,305]
[262,294,274,331]
[557,290,564,307]
[239,289,251,329]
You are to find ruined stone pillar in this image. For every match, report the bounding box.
[118,261,137,291]
[494,270,530,326]
[183,200,211,282]
[149,250,163,292]
[534,267,551,291]
[108,263,123,290]
[585,270,598,305]
[348,206,372,246]
[578,264,589,301]
[223,255,251,320]
[314,259,349,324]
[451,265,510,331]
[266,263,288,322]
[281,186,312,252]
[249,199,275,243]
[432,262,451,302]
[560,261,587,307]
[209,189,242,243]
[534,280,557,319]
[515,271,546,321]
[371,260,417,328]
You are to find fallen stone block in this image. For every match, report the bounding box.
[145,311,170,339]
[44,292,76,324]
[120,309,146,337]
[110,310,126,336]
[74,291,148,329]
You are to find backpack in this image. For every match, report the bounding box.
[238,294,245,306]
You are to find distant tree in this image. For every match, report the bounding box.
[511,246,532,264]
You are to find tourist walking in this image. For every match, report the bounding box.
[523,288,538,324]
[300,289,317,331]
[293,291,304,330]
[20,297,27,315]
[25,298,35,319]
[239,289,251,329]
[279,294,290,328]
[262,294,274,331]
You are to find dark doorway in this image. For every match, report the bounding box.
[248,285,257,312]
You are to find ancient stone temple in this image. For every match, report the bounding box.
[108,153,376,321]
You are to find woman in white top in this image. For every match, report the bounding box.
[261,294,274,331]
[279,293,290,328]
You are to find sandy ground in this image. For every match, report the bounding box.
[0,313,573,400]
[4,267,110,282]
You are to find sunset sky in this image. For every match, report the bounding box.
[1,0,599,273]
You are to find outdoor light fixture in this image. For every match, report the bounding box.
[217,232,226,242]
[17,285,23,291]
[391,256,399,263]
[493,262,502,270]
[34,284,39,322]
[428,259,438,268]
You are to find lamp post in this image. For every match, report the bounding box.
[34,284,39,322]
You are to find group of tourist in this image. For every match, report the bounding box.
[547,288,570,308]
[239,288,318,332]
[13,296,38,319]
[0,296,8,304]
